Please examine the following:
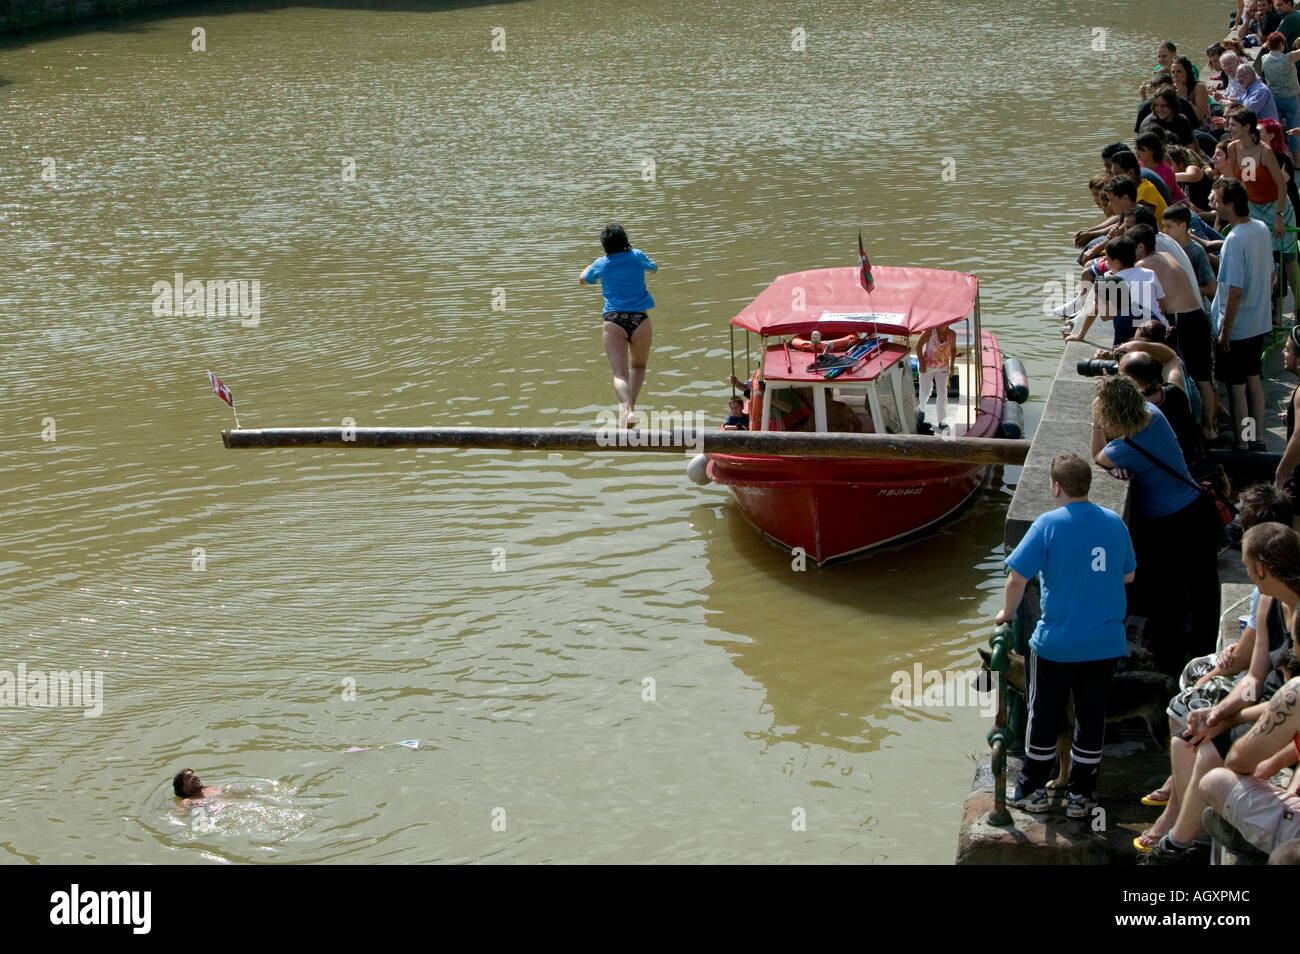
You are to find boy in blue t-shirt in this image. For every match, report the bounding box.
[996,453,1137,817]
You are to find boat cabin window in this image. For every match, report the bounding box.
[760,354,915,435]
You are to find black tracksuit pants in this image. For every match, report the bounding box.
[1016,652,1118,799]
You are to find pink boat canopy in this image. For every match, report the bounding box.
[729,265,979,338]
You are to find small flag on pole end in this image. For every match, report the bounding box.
[207,371,233,408]
[857,231,874,293]
[206,370,240,428]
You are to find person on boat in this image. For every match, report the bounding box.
[722,397,749,430]
[997,452,1135,818]
[767,386,814,432]
[173,768,221,802]
[1090,374,1221,674]
[580,224,658,428]
[915,324,958,433]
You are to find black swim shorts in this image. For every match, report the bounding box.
[603,310,648,340]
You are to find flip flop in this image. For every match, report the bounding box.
[1133,829,1162,853]
[1140,787,1170,807]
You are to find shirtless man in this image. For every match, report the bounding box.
[173,768,220,802]
[1127,223,1203,316]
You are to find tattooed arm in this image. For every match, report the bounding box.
[1224,678,1300,775]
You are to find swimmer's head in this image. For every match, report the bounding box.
[599,224,631,255]
[173,768,203,798]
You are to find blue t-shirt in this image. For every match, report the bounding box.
[1006,502,1136,663]
[1211,219,1273,341]
[1103,404,1201,518]
[582,249,657,313]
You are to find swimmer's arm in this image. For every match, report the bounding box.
[580,259,603,284]
[635,249,658,272]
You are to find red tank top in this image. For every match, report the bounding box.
[1235,147,1280,205]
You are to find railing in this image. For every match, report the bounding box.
[985,621,1016,827]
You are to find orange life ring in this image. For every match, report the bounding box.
[747,369,763,431]
[790,333,859,352]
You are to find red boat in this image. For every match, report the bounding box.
[706,265,1025,565]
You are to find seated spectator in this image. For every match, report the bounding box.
[1091,374,1221,674]
[1205,42,1228,89]
[1136,132,1187,202]
[722,397,748,430]
[1067,237,1166,345]
[1137,76,1201,138]
[1229,64,1281,123]
[1142,86,1198,145]
[1111,155,1169,227]
[1136,487,1295,854]
[1191,524,1300,860]
[1171,55,1217,154]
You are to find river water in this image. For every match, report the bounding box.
[0,0,1227,863]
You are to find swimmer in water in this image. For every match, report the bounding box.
[173,768,220,802]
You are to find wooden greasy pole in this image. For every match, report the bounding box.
[222,427,1030,466]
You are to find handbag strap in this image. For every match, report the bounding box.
[1121,436,1208,495]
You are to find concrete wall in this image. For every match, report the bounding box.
[0,0,190,36]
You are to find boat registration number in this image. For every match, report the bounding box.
[877,487,924,496]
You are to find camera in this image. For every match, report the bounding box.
[1077,359,1118,377]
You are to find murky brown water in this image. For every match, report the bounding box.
[0,0,1226,863]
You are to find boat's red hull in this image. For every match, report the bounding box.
[708,332,1007,565]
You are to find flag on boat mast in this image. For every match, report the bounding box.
[857,230,874,293]
[206,370,240,427]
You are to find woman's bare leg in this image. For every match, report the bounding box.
[603,321,633,420]
[626,317,653,418]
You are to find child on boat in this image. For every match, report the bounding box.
[723,397,749,430]
[580,224,658,428]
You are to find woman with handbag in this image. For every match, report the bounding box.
[1091,375,1223,673]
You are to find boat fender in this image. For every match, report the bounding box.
[1003,357,1029,404]
[790,333,860,352]
[1000,400,1024,440]
[748,369,763,431]
[686,453,712,486]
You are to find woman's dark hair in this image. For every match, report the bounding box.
[1207,42,1225,58]
[1173,55,1200,90]
[173,769,193,796]
[1135,132,1166,163]
[600,224,632,255]
[1233,107,1262,143]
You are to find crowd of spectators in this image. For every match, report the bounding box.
[1005,4,1300,865]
